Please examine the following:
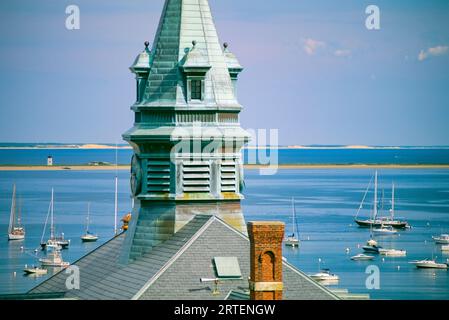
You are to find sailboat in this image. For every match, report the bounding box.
[354,172,409,229]
[432,234,449,244]
[8,184,25,241]
[284,198,300,247]
[40,189,70,250]
[81,203,98,242]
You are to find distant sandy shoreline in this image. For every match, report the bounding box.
[0,144,132,150]
[1,164,449,171]
[1,144,449,150]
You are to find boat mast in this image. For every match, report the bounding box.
[291,198,298,236]
[9,184,16,233]
[355,175,373,219]
[391,183,395,220]
[114,144,118,235]
[17,198,22,228]
[50,188,55,240]
[41,200,52,244]
[373,171,378,220]
[86,202,91,233]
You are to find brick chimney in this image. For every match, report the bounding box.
[248,221,284,300]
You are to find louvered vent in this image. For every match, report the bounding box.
[182,161,211,193]
[221,161,237,192]
[147,160,171,193]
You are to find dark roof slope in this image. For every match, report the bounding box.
[136,217,338,300]
[29,215,338,300]
[29,215,212,300]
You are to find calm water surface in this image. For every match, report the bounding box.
[1,168,449,299]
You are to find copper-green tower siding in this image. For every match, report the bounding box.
[122,0,250,261]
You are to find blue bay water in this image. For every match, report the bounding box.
[0,149,449,299]
[1,148,449,166]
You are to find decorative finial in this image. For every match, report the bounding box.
[192,40,197,47]
[223,42,229,49]
[144,41,150,49]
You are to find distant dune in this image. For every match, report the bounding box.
[0,144,132,150]
[79,144,131,150]
[0,143,447,150]
[285,145,405,150]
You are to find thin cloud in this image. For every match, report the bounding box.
[334,49,351,58]
[418,45,448,61]
[304,38,326,55]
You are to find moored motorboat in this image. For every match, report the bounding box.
[24,266,48,275]
[372,225,398,235]
[432,234,449,244]
[379,249,407,257]
[442,245,449,252]
[39,248,70,268]
[309,269,340,281]
[351,254,375,261]
[362,239,382,254]
[410,259,448,269]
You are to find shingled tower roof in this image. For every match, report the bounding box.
[142,0,240,109]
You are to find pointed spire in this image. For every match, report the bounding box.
[141,0,241,108]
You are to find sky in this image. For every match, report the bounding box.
[0,0,448,146]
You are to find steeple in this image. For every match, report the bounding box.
[137,0,241,108]
[123,0,250,262]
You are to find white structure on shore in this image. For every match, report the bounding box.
[47,156,53,166]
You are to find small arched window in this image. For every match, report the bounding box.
[259,251,275,281]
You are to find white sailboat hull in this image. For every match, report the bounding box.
[8,233,25,240]
[81,234,99,242]
[284,237,300,247]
